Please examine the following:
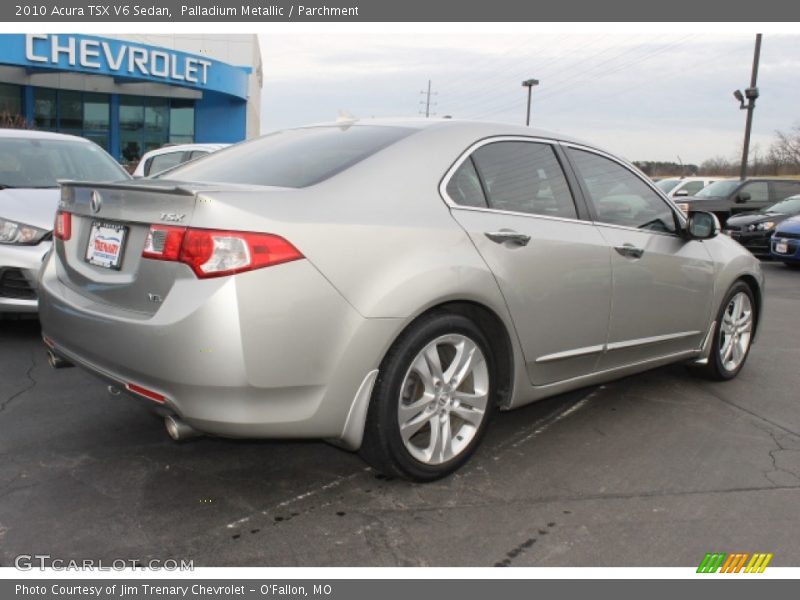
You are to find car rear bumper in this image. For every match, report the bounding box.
[0,241,50,313]
[38,253,400,440]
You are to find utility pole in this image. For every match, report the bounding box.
[419,80,437,118]
[735,34,762,180]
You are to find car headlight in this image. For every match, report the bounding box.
[0,217,49,245]
[750,221,775,231]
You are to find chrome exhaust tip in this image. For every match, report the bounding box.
[164,415,201,442]
[47,349,74,369]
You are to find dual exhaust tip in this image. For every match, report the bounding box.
[164,414,202,442]
[46,349,73,369]
[47,348,201,443]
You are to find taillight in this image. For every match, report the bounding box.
[142,225,186,261]
[54,210,71,241]
[141,226,303,278]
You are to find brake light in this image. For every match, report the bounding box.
[141,226,303,278]
[54,210,71,241]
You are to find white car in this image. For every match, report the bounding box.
[0,129,129,313]
[132,143,229,178]
[656,177,723,199]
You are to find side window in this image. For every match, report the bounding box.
[739,181,768,202]
[446,158,487,208]
[682,181,706,195]
[772,181,800,201]
[567,148,678,234]
[470,142,577,219]
[146,151,187,176]
[188,150,209,160]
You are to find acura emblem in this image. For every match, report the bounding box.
[90,190,102,213]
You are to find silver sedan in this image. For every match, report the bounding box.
[0,129,129,313]
[39,120,763,481]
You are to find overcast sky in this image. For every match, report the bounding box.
[257,33,800,164]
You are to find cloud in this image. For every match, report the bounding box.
[258,33,800,163]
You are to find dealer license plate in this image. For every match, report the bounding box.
[85,221,128,270]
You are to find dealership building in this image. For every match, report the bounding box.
[0,34,262,164]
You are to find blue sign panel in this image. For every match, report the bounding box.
[0,34,250,100]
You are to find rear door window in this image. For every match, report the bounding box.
[469,141,577,219]
[446,158,487,208]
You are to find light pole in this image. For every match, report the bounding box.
[522,79,539,126]
[734,34,762,180]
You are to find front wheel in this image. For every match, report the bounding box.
[359,312,495,481]
[700,281,756,381]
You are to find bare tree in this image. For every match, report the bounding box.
[769,124,800,173]
[0,111,30,129]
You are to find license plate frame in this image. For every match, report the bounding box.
[85,221,128,270]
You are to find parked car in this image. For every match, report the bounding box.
[0,129,130,314]
[724,195,800,256]
[655,176,721,199]
[770,215,800,267]
[676,178,800,225]
[39,120,763,481]
[132,143,229,178]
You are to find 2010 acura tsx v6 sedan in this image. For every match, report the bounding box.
[39,119,764,481]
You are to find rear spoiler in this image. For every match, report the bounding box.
[58,180,198,196]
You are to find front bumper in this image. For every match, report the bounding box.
[722,229,772,256]
[0,241,50,312]
[39,253,401,441]
[770,235,800,262]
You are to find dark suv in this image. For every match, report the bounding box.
[676,178,800,225]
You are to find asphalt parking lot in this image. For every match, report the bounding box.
[1,261,798,568]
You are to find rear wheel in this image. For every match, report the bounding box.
[360,312,495,481]
[700,281,755,381]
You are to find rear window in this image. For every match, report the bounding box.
[159,125,416,188]
[146,151,187,176]
[0,137,127,188]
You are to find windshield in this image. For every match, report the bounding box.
[159,125,417,188]
[695,179,739,198]
[655,179,680,193]
[763,196,800,214]
[0,136,128,188]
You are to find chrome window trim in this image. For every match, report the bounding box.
[450,204,598,227]
[438,135,586,225]
[560,141,688,230]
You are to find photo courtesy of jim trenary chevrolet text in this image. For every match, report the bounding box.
[1,0,800,597]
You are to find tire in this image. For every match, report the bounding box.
[359,311,496,482]
[699,281,756,381]
[784,262,800,270]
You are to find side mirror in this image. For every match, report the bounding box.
[674,189,689,197]
[735,192,751,204]
[685,211,720,240]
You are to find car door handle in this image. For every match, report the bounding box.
[614,244,644,259]
[484,231,531,246]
